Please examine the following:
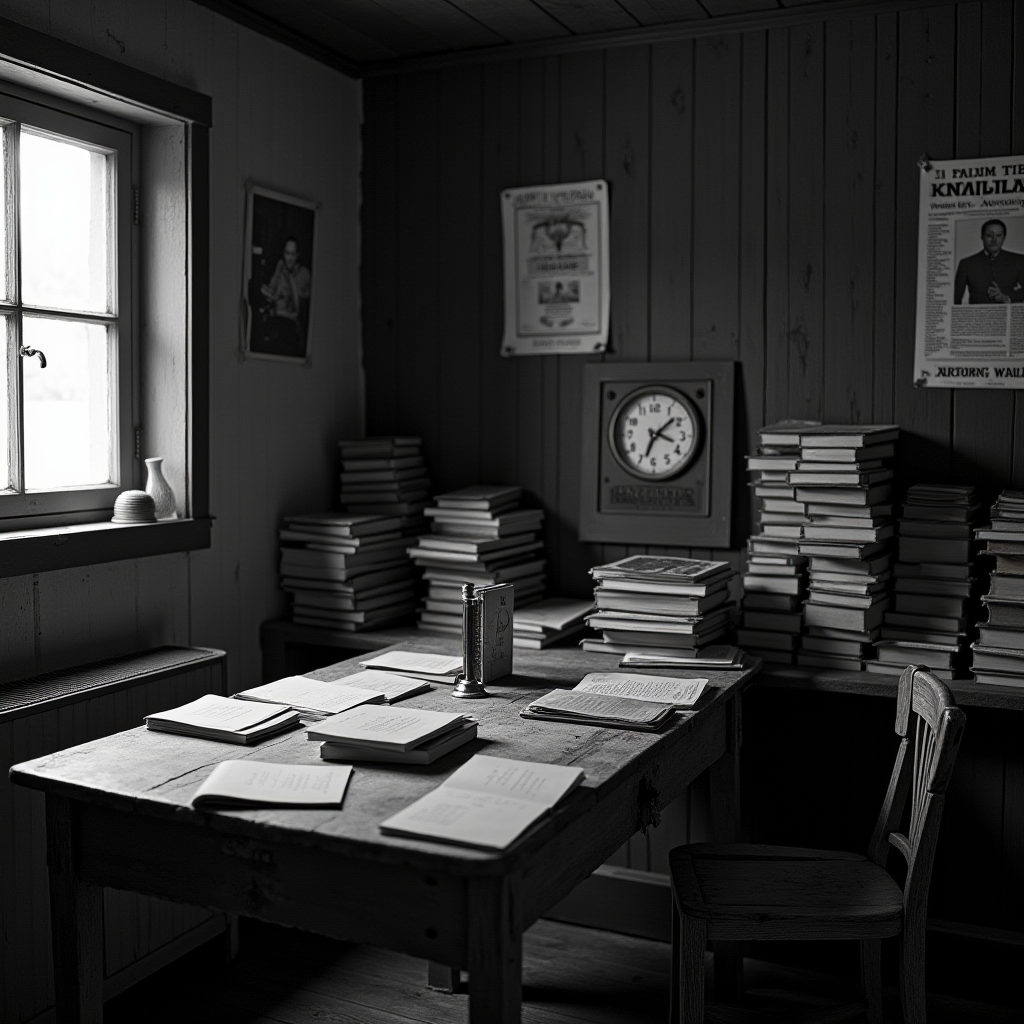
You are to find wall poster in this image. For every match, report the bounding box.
[243,183,318,363]
[500,179,609,356]
[914,154,1024,388]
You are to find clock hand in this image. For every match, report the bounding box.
[644,428,658,458]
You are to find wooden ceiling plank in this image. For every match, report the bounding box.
[529,0,641,34]
[297,0,468,56]
[366,0,506,48]
[615,0,709,24]
[699,0,780,13]
[238,0,399,60]
[443,0,572,43]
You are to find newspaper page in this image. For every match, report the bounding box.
[501,180,609,356]
[914,155,1024,388]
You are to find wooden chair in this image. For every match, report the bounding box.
[668,665,966,1024]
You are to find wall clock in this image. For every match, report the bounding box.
[579,362,734,547]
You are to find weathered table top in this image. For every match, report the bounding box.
[11,637,760,874]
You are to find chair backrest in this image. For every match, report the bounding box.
[866,666,966,922]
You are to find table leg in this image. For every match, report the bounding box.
[467,875,522,1024]
[46,795,104,1024]
[427,960,460,992]
[708,695,743,1002]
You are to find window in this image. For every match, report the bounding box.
[0,88,134,524]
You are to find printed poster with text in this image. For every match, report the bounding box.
[915,155,1024,387]
[501,180,609,356]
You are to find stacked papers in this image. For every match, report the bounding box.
[234,676,386,716]
[513,597,593,649]
[358,650,464,685]
[409,486,546,633]
[338,436,433,526]
[583,555,735,656]
[309,704,476,764]
[192,761,353,808]
[619,645,743,669]
[279,512,419,631]
[145,694,301,744]
[522,689,676,731]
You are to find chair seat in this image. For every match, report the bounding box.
[669,843,904,941]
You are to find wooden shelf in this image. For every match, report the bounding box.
[759,665,1024,712]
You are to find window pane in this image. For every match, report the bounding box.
[0,315,9,491]
[23,317,112,490]
[0,125,8,302]
[20,131,111,313]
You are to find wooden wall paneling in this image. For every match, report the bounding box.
[872,12,898,423]
[480,60,521,486]
[691,33,742,365]
[950,0,1015,495]
[736,30,767,541]
[435,64,484,490]
[893,5,955,483]
[557,50,608,598]
[515,57,549,512]
[134,554,191,650]
[650,39,695,362]
[396,71,441,468]
[605,45,652,364]
[822,16,876,424]
[764,27,791,425]
[1015,0,1024,490]
[786,21,825,421]
[362,76,400,436]
[0,576,36,685]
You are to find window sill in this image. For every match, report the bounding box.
[0,517,212,578]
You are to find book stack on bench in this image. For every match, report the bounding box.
[582,555,735,657]
[407,485,546,634]
[738,422,810,664]
[279,513,419,631]
[338,436,433,534]
[868,485,982,683]
[792,424,899,671]
[971,490,1024,688]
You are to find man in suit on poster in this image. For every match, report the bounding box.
[953,218,1024,304]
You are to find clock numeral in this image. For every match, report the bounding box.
[674,446,681,455]
[675,418,682,426]
[629,443,636,452]
[650,402,661,413]
[629,418,638,426]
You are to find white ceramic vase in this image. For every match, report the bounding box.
[144,457,178,520]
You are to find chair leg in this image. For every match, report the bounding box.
[899,927,927,1024]
[860,938,883,1024]
[670,904,680,1024]
[678,912,707,1024]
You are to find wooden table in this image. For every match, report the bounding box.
[11,637,760,1024]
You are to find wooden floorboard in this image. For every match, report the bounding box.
[103,918,1018,1024]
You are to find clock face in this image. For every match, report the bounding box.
[609,389,701,480]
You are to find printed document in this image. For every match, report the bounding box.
[574,672,707,708]
[360,651,464,677]
[192,760,353,808]
[235,676,385,715]
[379,754,585,849]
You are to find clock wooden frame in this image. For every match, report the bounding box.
[578,361,735,546]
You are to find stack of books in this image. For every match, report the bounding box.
[279,512,419,631]
[793,424,900,671]
[738,423,810,664]
[311,705,477,765]
[870,485,982,683]
[338,436,432,533]
[582,555,735,656]
[145,694,302,744]
[971,490,1024,688]
[513,597,593,649]
[407,486,546,634]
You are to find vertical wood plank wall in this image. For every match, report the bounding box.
[362,2,1024,916]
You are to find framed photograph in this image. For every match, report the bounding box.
[243,183,318,362]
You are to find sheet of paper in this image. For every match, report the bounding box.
[575,672,708,707]
[443,754,584,806]
[619,644,740,667]
[514,598,594,631]
[192,760,353,807]
[146,694,292,732]
[337,669,432,701]
[527,689,672,725]
[360,651,464,676]
[235,677,385,714]
[307,704,467,749]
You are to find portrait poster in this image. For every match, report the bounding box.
[500,179,609,356]
[243,183,318,362]
[914,154,1024,388]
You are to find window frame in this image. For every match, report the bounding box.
[0,14,212,574]
[0,87,137,519]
